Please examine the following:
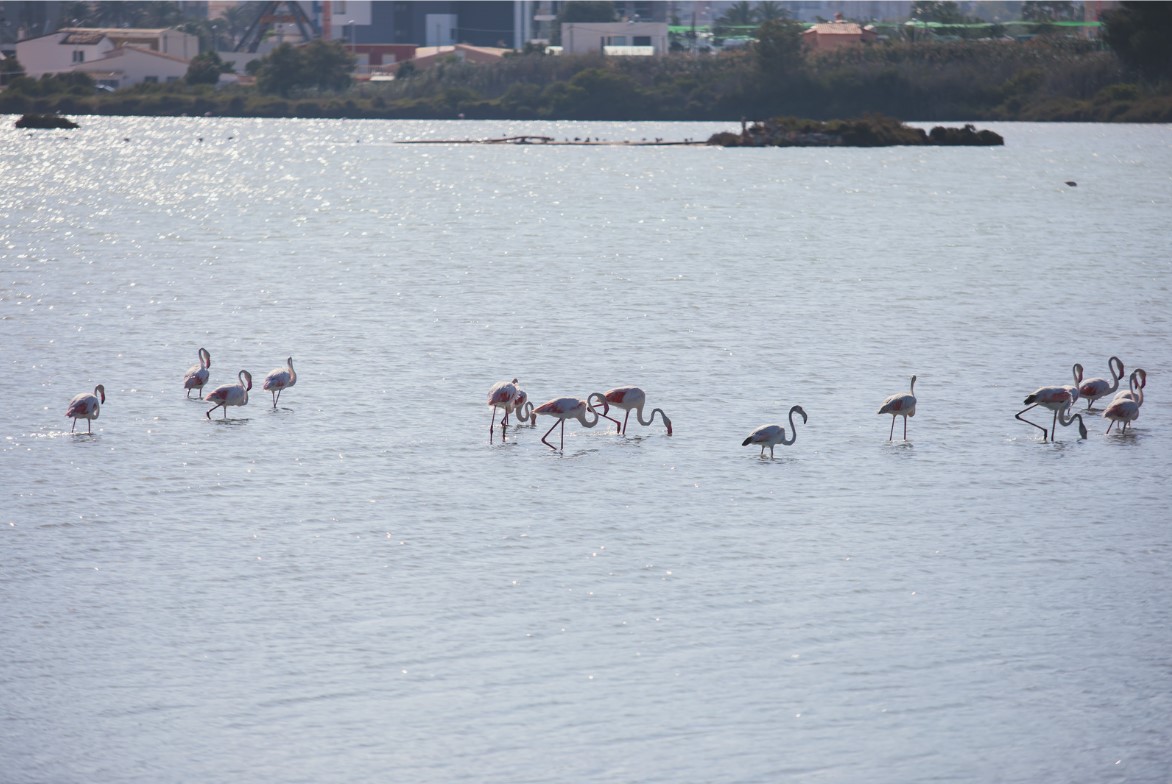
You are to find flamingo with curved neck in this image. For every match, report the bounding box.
[66,384,106,433]
[183,347,211,399]
[602,387,673,436]
[1078,356,1124,409]
[878,375,917,441]
[533,393,611,451]
[507,386,535,427]
[743,405,808,458]
[1016,383,1080,442]
[263,357,296,408]
[205,370,252,419]
[1104,371,1145,434]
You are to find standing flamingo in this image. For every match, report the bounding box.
[1104,371,1144,433]
[533,393,611,451]
[183,347,211,399]
[262,357,296,408]
[487,378,521,432]
[602,386,673,436]
[878,375,917,441]
[205,370,252,419]
[66,384,105,433]
[1016,384,1081,442]
[1077,356,1124,409]
[743,405,808,458]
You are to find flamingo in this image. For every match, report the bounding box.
[66,384,105,433]
[183,347,211,399]
[1016,384,1081,442]
[1104,371,1145,433]
[488,378,521,431]
[1077,356,1124,409]
[262,357,296,408]
[205,370,252,419]
[533,393,611,451]
[878,375,917,441]
[602,386,673,436]
[743,405,808,458]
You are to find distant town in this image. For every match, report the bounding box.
[1,1,1168,123]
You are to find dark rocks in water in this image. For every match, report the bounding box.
[15,114,80,130]
[709,115,1003,148]
[927,123,1004,146]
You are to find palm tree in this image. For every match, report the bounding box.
[754,2,789,23]
[718,1,756,27]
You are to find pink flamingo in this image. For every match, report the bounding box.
[743,405,808,458]
[602,387,673,436]
[1016,384,1082,441]
[1077,356,1124,409]
[66,384,105,433]
[183,347,211,399]
[878,375,917,441]
[488,378,521,431]
[533,393,611,451]
[205,370,252,419]
[1104,371,1145,433]
[262,357,296,408]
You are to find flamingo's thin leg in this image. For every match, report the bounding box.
[541,418,561,450]
[1015,404,1048,441]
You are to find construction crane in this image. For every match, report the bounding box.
[234,1,322,53]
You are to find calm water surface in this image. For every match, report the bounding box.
[2,117,1170,783]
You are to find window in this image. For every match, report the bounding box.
[633,36,651,46]
[72,50,85,63]
[143,75,158,84]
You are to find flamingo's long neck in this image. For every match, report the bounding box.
[781,406,800,445]
[636,406,667,429]
[288,359,296,385]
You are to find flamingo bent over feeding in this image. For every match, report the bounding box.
[183,347,211,398]
[205,370,252,419]
[1104,370,1145,434]
[262,357,296,408]
[533,394,611,451]
[602,386,672,436]
[1016,384,1080,442]
[878,375,917,441]
[1078,356,1124,409]
[743,405,808,458]
[66,384,105,433]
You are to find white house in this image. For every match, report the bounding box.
[559,21,669,55]
[16,28,198,81]
[71,46,192,89]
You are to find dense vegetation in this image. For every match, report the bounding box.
[2,2,1170,123]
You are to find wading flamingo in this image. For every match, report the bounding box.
[1104,371,1145,433]
[205,370,252,419]
[488,379,521,431]
[262,357,296,408]
[66,384,105,433]
[533,393,611,451]
[602,386,673,436]
[1016,384,1081,442]
[183,347,211,399]
[743,405,808,458]
[878,375,917,441]
[1078,356,1124,409]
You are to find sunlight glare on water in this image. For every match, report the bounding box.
[2,117,1170,783]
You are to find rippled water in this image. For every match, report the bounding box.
[2,117,1170,783]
